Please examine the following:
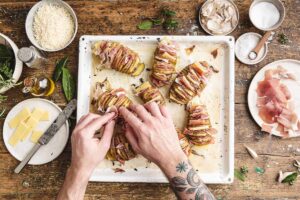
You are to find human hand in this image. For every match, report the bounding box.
[119,102,187,169]
[70,112,116,177]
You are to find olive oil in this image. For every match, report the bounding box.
[22,76,55,97]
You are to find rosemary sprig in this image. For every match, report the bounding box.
[0,94,7,118]
[0,74,20,90]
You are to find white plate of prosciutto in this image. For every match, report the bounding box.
[248,59,300,138]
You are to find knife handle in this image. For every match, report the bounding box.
[14,144,41,174]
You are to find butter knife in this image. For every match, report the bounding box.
[14,99,77,174]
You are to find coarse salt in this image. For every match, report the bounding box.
[235,33,267,65]
[33,3,75,50]
[250,2,280,30]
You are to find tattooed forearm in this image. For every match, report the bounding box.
[170,161,215,200]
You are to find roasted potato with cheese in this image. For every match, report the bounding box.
[150,39,178,87]
[169,61,216,105]
[133,81,165,105]
[92,41,145,76]
[92,79,132,113]
[106,124,136,164]
[184,104,216,146]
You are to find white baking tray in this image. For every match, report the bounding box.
[77,35,235,184]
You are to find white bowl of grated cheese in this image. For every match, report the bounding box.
[25,0,78,52]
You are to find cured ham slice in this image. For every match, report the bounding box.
[256,66,298,136]
[92,41,145,76]
[133,81,165,105]
[169,61,216,105]
[150,39,178,87]
[184,104,216,146]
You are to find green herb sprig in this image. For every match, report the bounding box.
[137,8,179,31]
[234,166,249,182]
[282,172,298,185]
[0,94,7,117]
[53,57,76,102]
[278,33,289,45]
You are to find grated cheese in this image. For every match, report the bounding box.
[33,3,75,50]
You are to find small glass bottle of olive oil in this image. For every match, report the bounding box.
[22,76,55,97]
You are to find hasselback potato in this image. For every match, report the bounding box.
[106,123,136,164]
[150,39,178,87]
[169,61,215,105]
[133,81,165,105]
[92,79,132,113]
[92,41,145,76]
[91,79,136,162]
[184,104,216,146]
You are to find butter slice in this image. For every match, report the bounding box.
[8,108,31,129]
[9,122,30,147]
[40,111,49,121]
[30,130,43,143]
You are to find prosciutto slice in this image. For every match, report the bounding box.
[256,66,299,136]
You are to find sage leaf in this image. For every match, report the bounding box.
[234,169,245,181]
[161,9,176,17]
[53,57,68,82]
[137,20,153,30]
[62,67,75,102]
[282,172,298,185]
[255,167,265,174]
[151,18,163,25]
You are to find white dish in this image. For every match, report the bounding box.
[199,0,239,36]
[77,35,235,183]
[235,32,268,65]
[249,0,285,31]
[0,33,23,94]
[248,59,300,137]
[3,98,69,165]
[25,0,78,52]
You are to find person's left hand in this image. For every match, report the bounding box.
[70,112,116,177]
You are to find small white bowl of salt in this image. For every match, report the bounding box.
[235,32,268,65]
[249,0,285,31]
[25,0,78,52]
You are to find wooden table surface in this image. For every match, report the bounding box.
[0,0,300,199]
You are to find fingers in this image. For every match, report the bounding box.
[145,102,162,118]
[83,112,116,137]
[159,105,171,119]
[99,120,116,151]
[119,107,143,131]
[129,104,152,122]
[124,124,140,152]
[74,113,100,132]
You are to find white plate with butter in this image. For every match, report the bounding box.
[3,98,69,165]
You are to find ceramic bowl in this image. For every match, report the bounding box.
[199,0,239,35]
[0,33,23,94]
[249,0,285,31]
[235,32,268,65]
[25,0,78,52]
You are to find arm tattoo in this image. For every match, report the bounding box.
[176,161,188,173]
[170,162,215,200]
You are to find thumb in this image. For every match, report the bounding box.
[99,120,115,151]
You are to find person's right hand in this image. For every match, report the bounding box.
[119,102,187,169]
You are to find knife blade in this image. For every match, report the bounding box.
[14,99,77,174]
